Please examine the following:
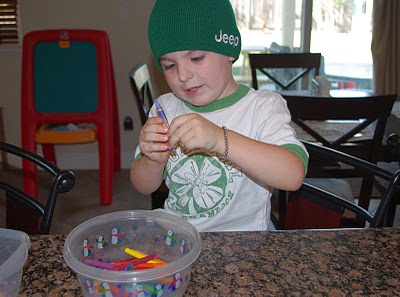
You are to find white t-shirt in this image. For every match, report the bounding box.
[134,85,308,232]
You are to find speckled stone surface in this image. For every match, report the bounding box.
[19,228,400,296]
[18,235,80,297]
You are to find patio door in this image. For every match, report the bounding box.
[231,0,373,90]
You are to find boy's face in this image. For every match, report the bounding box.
[159,51,238,106]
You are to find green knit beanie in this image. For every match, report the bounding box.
[148,0,242,71]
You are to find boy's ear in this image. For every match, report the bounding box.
[228,56,235,62]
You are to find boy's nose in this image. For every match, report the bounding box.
[177,65,194,82]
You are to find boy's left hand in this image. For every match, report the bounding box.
[168,114,224,155]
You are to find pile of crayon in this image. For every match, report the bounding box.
[84,248,167,271]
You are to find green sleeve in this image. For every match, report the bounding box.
[282,143,309,174]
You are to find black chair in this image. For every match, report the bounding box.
[283,93,397,218]
[1,141,75,234]
[383,133,400,225]
[129,63,155,126]
[284,94,397,162]
[129,64,168,209]
[249,53,321,91]
[278,140,400,229]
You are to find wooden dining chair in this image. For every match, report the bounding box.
[381,133,400,226]
[1,141,75,234]
[279,141,400,229]
[284,94,396,164]
[21,29,120,206]
[280,93,397,227]
[129,64,168,209]
[249,53,321,91]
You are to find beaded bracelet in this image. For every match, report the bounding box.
[219,126,229,161]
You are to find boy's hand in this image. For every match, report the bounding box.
[139,117,171,164]
[168,114,224,155]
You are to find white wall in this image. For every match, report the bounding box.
[0,0,170,169]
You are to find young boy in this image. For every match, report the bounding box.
[131,0,308,232]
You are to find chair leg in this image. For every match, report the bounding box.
[151,182,168,209]
[0,107,8,169]
[356,175,375,227]
[278,189,287,229]
[98,126,114,205]
[151,192,166,209]
[386,192,400,227]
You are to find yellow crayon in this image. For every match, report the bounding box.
[124,248,167,264]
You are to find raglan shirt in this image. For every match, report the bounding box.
[134,85,308,232]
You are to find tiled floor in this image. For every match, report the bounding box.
[0,167,398,234]
[0,169,152,234]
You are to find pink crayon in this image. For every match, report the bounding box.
[84,259,115,269]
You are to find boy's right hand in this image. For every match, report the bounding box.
[139,117,171,164]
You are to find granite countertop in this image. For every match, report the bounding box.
[19,228,400,296]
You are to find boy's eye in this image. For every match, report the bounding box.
[191,55,205,62]
[163,63,175,71]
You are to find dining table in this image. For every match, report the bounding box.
[19,227,400,296]
[279,88,400,162]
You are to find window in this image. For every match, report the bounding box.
[231,0,306,87]
[231,0,373,90]
[0,0,19,45]
[311,0,373,90]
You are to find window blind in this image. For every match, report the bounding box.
[0,0,19,44]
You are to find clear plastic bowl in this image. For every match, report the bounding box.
[63,210,202,296]
[0,228,31,297]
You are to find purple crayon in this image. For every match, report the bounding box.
[154,99,170,127]
[154,99,177,152]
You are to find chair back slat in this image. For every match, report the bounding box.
[129,64,168,209]
[129,64,155,126]
[249,53,321,90]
